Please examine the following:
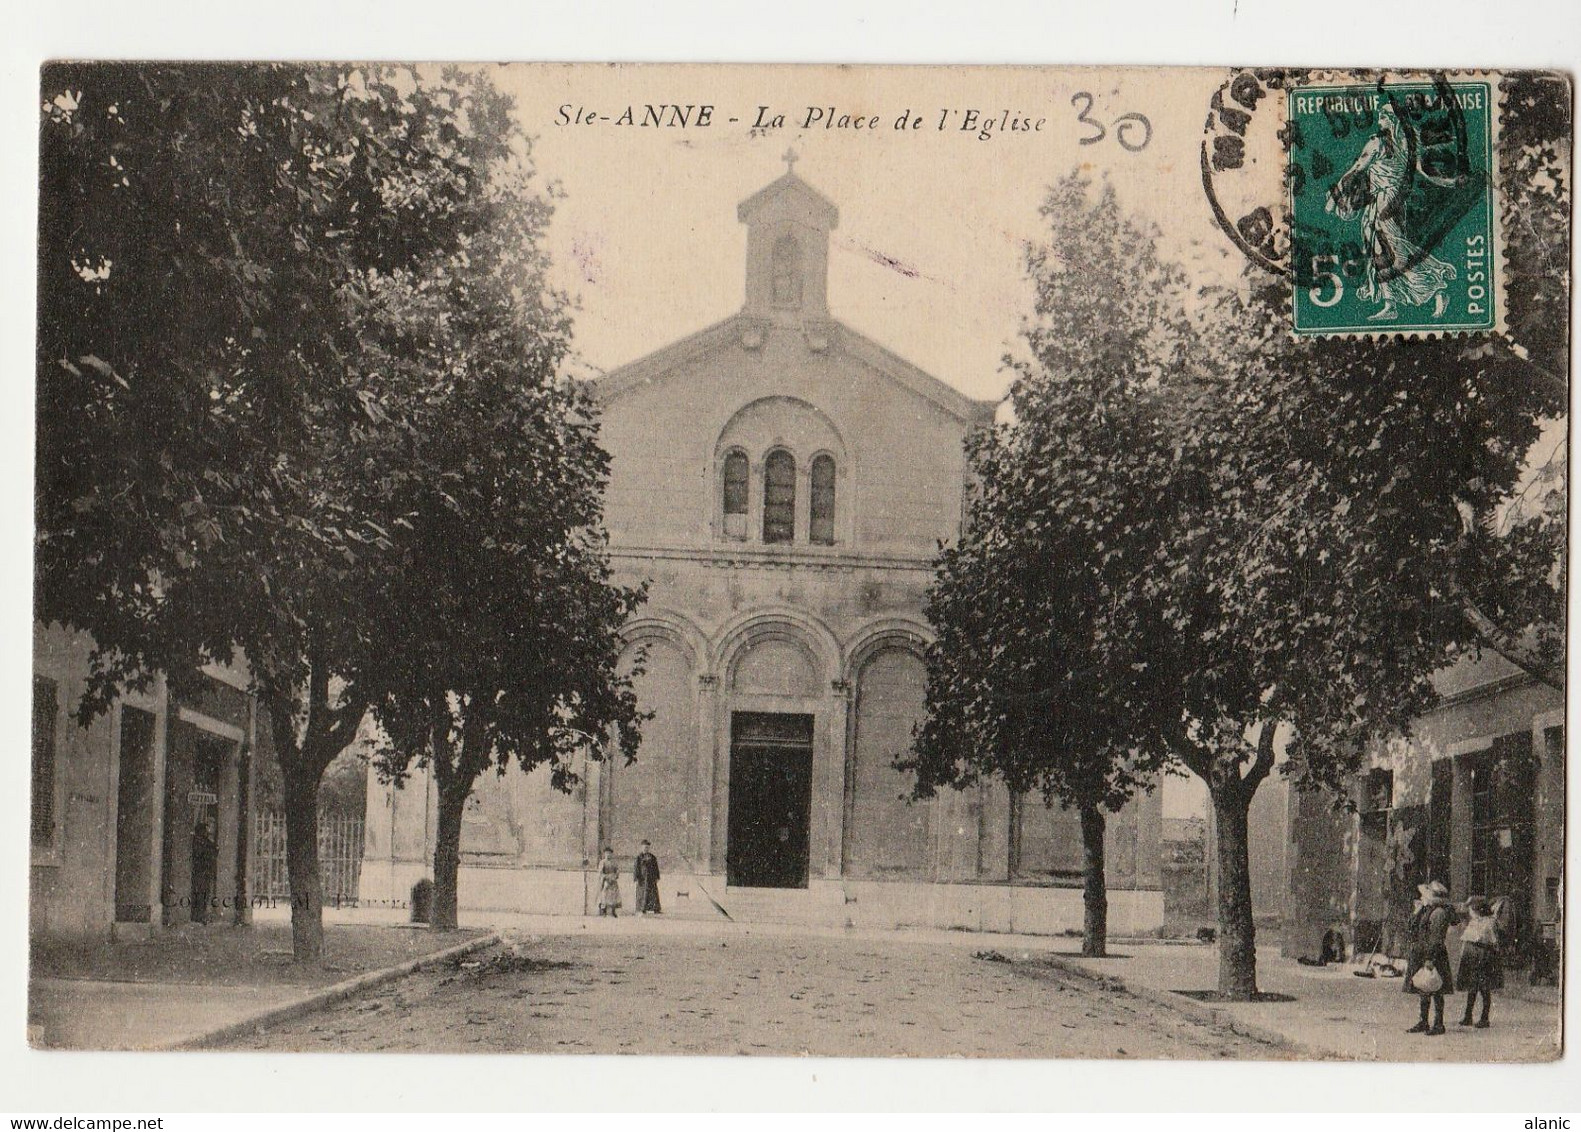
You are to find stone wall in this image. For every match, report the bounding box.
[1282,655,1564,964]
[30,623,257,941]
[599,324,980,557]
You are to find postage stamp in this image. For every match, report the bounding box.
[1286,77,1498,336]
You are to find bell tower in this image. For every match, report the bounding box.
[738,150,839,325]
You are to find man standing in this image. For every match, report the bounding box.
[634,840,662,915]
[190,819,218,925]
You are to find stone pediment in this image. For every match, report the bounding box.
[594,314,995,426]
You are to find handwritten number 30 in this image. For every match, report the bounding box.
[1072,92,1152,152]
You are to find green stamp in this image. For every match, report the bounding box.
[1288,78,1496,335]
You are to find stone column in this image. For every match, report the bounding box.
[211,736,242,926]
[977,777,1013,882]
[1132,776,1165,891]
[748,458,764,545]
[710,690,732,874]
[932,782,979,883]
[582,755,604,916]
[147,674,170,929]
[1449,751,1478,898]
[795,463,812,544]
[821,678,853,878]
[233,696,256,926]
[694,673,719,872]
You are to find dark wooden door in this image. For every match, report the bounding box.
[727,713,813,888]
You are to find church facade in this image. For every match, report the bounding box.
[362,165,1165,933]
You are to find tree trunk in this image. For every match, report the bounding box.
[431,775,467,931]
[262,652,356,965]
[1210,776,1257,999]
[429,710,486,932]
[1078,802,1108,958]
[281,762,324,963]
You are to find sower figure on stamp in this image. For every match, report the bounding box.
[634,839,662,915]
[1404,880,1457,1035]
[596,846,622,917]
[1327,103,1459,322]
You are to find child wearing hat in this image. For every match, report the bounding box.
[1404,880,1456,1036]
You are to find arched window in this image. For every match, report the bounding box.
[771,235,802,309]
[722,451,749,539]
[810,454,836,545]
[763,450,796,544]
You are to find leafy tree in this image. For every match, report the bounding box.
[908,176,1183,958]
[1134,73,1566,997]
[1161,71,1569,996]
[1445,71,1569,683]
[35,63,565,960]
[355,174,647,928]
[920,72,1567,996]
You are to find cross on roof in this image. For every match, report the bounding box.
[783,147,799,174]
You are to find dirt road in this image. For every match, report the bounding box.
[227,926,1281,1059]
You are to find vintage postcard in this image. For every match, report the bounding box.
[30,62,1569,1063]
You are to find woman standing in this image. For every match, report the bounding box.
[1404,880,1456,1036]
[596,847,622,917]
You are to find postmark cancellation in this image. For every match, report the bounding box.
[1202,69,1505,338]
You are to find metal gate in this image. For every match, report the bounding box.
[251,811,365,904]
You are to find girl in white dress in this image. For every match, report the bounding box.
[596,847,622,917]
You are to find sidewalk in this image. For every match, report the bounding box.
[268,901,1185,951]
[1052,943,1563,1062]
[28,978,307,1051]
[28,923,485,1050]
